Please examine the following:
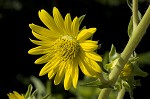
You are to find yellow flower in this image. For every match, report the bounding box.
[110,59,132,78]
[121,62,132,77]
[7,91,25,99]
[28,7,102,90]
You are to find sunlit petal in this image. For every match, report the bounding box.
[77,28,96,42]
[53,7,67,35]
[85,51,102,62]
[64,13,72,34]
[54,62,65,85]
[38,9,61,35]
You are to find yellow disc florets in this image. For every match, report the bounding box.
[52,35,80,61]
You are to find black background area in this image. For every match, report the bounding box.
[0,0,150,99]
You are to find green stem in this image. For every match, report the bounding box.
[46,80,52,99]
[98,5,150,99]
[133,0,139,29]
[117,86,126,99]
[98,88,111,99]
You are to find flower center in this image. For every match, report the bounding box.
[53,35,80,61]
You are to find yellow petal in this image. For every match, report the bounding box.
[39,56,60,76]
[64,13,72,34]
[64,63,72,90]
[35,53,52,64]
[54,62,65,85]
[29,38,53,46]
[72,60,79,88]
[38,9,61,35]
[7,91,24,99]
[29,23,59,38]
[83,40,98,44]
[71,17,79,36]
[89,59,102,73]
[85,51,102,62]
[8,93,17,99]
[78,51,101,76]
[80,42,98,51]
[53,7,66,35]
[77,28,96,42]
[48,68,57,79]
[28,46,48,55]
[31,31,50,41]
[13,91,24,99]
[77,55,95,77]
[29,39,46,45]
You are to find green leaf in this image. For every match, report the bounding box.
[137,52,150,65]
[127,0,132,10]
[127,0,142,19]
[109,44,120,62]
[128,16,133,37]
[80,79,113,89]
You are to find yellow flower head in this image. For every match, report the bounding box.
[7,91,25,99]
[28,7,102,90]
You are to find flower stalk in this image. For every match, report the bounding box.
[98,5,150,99]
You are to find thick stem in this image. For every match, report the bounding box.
[98,88,111,99]
[98,5,150,99]
[117,86,126,99]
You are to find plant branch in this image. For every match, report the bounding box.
[98,5,150,99]
[117,86,126,99]
[133,0,139,30]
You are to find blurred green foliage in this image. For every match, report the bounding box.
[95,0,149,6]
[0,0,22,10]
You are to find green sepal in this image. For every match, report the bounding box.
[122,81,134,99]
[25,84,33,98]
[128,16,133,37]
[122,81,131,92]
[102,51,109,66]
[109,44,120,62]
[41,94,51,99]
[78,14,86,26]
[30,76,46,95]
[132,63,148,77]
[98,61,109,73]
[134,79,142,86]
[30,89,38,98]
[79,79,113,89]
[137,51,150,65]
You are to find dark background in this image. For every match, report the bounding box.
[0,0,150,99]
